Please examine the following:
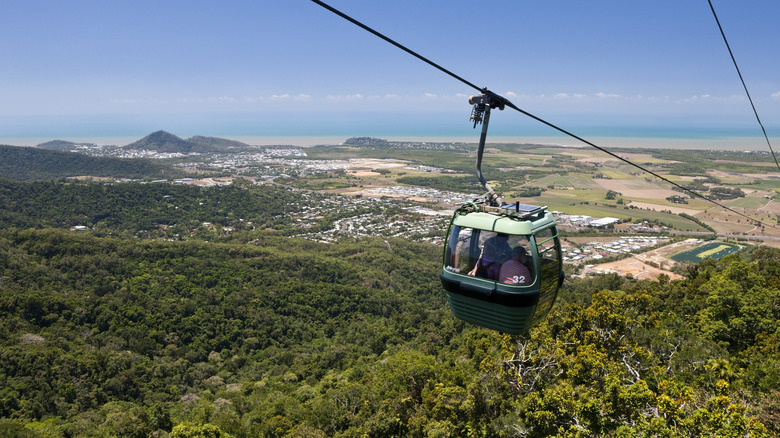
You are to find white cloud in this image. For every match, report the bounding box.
[424,93,437,98]
[595,92,620,99]
[772,91,780,100]
[262,93,311,102]
[109,98,137,104]
[677,94,743,104]
[180,95,237,103]
[326,94,364,101]
[502,91,532,100]
[546,93,590,100]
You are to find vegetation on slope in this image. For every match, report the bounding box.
[0,145,177,182]
[0,227,777,437]
[0,179,303,236]
[0,171,777,436]
[125,131,252,153]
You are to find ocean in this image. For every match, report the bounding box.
[1,111,776,151]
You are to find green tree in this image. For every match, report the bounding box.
[170,422,233,438]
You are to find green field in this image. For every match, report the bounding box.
[302,142,779,235]
[670,241,741,263]
[527,193,709,232]
[563,174,602,189]
[528,174,572,188]
[599,169,633,179]
[726,196,771,209]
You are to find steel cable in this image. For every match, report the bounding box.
[310,0,776,229]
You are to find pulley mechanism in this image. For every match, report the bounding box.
[469,89,506,127]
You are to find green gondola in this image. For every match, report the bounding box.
[440,92,564,335]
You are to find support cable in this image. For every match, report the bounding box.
[310,0,776,229]
[708,0,780,171]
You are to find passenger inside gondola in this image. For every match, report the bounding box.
[470,233,510,279]
[446,227,540,286]
[499,245,531,284]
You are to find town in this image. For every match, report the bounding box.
[43,135,780,282]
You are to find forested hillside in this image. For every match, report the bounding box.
[125,131,251,153]
[0,179,418,244]
[0,179,303,237]
[0,226,778,437]
[0,145,176,181]
[0,179,778,436]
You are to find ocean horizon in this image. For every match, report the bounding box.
[2,111,777,151]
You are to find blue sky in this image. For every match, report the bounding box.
[2,0,779,147]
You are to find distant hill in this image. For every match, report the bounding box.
[125,130,197,153]
[344,136,388,145]
[188,135,250,149]
[0,144,178,181]
[124,131,252,153]
[37,139,100,151]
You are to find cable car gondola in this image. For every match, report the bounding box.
[440,92,564,335]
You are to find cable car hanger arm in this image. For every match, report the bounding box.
[469,92,505,207]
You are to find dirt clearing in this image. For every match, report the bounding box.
[581,238,702,281]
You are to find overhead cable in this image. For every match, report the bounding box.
[708,0,780,171]
[310,0,775,229]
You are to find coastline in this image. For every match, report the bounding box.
[2,134,772,152]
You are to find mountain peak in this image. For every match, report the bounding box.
[125,131,253,153]
[125,131,193,153]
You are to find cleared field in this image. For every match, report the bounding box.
[613,153,671,164]
[527,194,709,231]
[759,200,780,213]
[726,196,771,209]
[528,174,572,188]
[598,169,633,179]
[528,147,572,155]
[308,142,779,236]
[586,257,683,281]
[593,179,678,199]
[670,241,741,263]
[740,179,780,192]
[545,189,610,203]
[564,174,602,189]
[627,201,702,216]
[612,178,666,190]
[499,155,548,167]
[623,198,708,213]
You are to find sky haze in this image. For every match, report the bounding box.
[2,1,779,148]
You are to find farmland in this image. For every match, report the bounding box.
[295,141,779,238]
[288,140,780,279]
